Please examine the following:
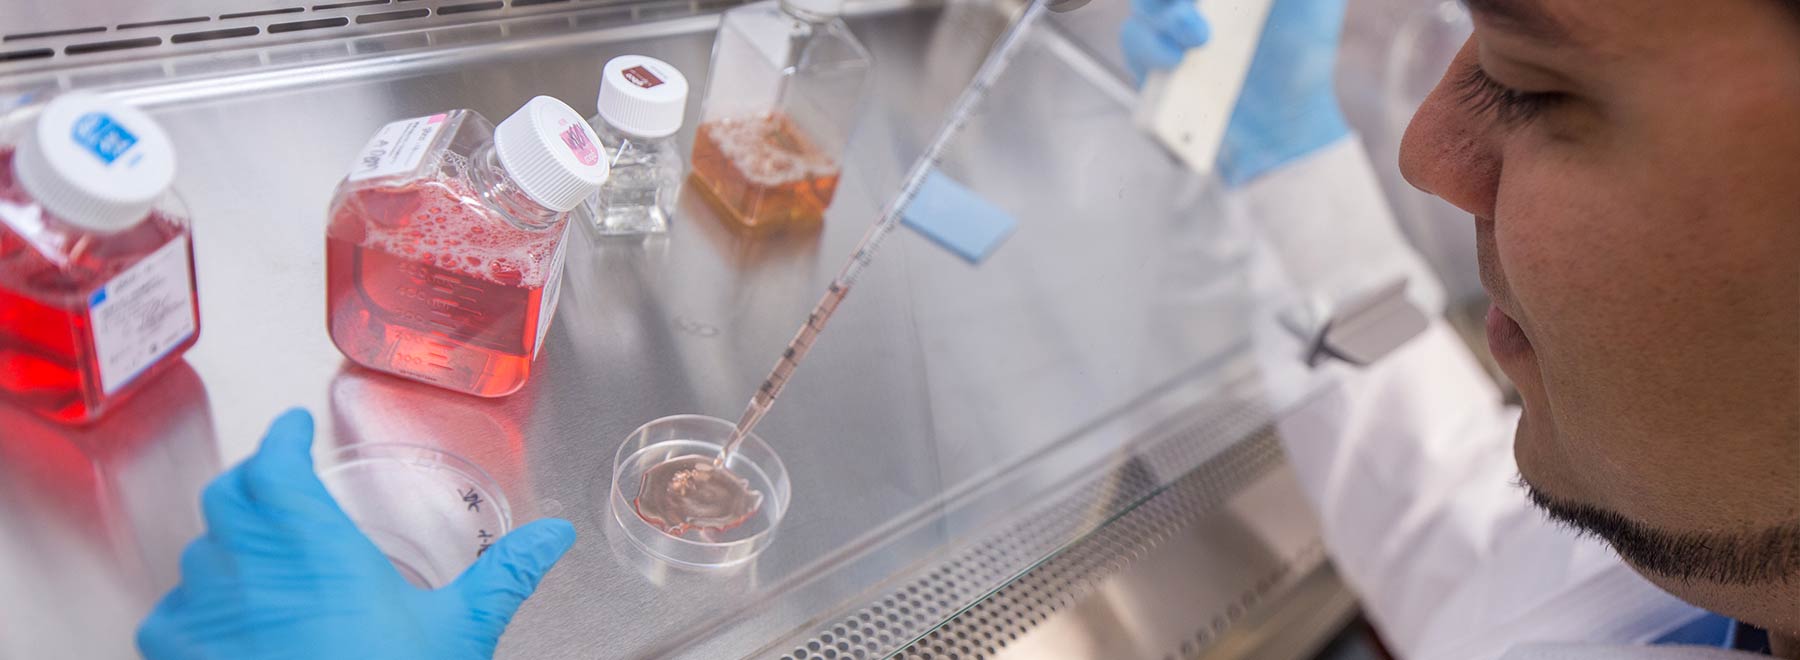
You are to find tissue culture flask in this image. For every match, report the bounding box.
[0,97,199,424]
[689,0,870,232]
[327,104,598,398]
[0,158,197,422]
[690,114,842,232]
[326,182,564,397]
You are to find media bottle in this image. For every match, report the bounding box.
[690,0,872,233]
[326,96,608,397]
[581,55,689,236]
[0,93,199,424]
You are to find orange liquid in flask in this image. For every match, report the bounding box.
[690,113,841,233]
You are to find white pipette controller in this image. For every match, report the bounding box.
[1133,0,1276,176]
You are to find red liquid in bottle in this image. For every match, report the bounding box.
[326,179,565,397]
[0,148,200,424]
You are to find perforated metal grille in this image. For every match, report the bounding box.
[897,435,1315,660]
[1157,543,1335,660]
[775,388,1290,660]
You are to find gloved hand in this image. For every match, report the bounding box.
[137,409,577,660]
[1122,0,1353,186]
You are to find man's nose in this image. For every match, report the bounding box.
[1399,38,1502,221]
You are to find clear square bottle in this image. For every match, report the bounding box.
[580,55,690,237]
[689,0,872,233]
[0,93,199,424]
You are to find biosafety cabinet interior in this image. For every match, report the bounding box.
[0,1,1356,657]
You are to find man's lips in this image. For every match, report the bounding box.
[1486,303,1533,359]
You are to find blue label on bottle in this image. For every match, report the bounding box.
[70,112,138,165]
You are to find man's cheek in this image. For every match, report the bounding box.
[1493,182,1624,418]
[1505,164,1657,335]
[1491,185,1577,337]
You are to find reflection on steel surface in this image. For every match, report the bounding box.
[0,364,219,658]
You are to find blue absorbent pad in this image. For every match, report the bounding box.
[901,170,1017,264]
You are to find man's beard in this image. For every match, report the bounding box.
[1520,476,1800,586]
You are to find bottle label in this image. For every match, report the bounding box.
[559,122,601,167]
[89,238,197,395]
[71,113,139,165]
[532,226,569,359]
[348,114,448,182]
[621,65,666,89]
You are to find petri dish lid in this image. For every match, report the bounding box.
[319,443,512,588]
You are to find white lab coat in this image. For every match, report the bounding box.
[1235,136,1767,660]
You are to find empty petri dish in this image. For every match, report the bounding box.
[610,415,790,568]
[319,444,511,588]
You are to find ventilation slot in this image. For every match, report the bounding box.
[5,26,107,42]
[119,17,210,30]
[356,8,431,23]
[267,17,352,33]
[219,8,306,20]
[3,0,746,68]
[0,48,54,62]
[315,0,391,9]
[436,1,506,15]
[171,27,261,44]
[65,37,163,55]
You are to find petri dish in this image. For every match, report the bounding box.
[319,444,511,588]
[610,415,790,568]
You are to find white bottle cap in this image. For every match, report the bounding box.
[493,95,609,213]
[596,55,689,140]
[13,92,177,233]
[781,0,845,18]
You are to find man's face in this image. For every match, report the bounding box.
[1399,0,1800,633]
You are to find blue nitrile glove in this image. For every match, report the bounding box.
[136,409,577,660]
[1122,0,1353,186]
[1121,0,1213,81]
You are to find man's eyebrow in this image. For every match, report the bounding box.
[1460,0,1572,42]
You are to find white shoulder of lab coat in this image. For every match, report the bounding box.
[1500,644,1767,660]
[1231,136,1706,660]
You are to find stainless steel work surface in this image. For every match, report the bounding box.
[0,2,1319,658]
